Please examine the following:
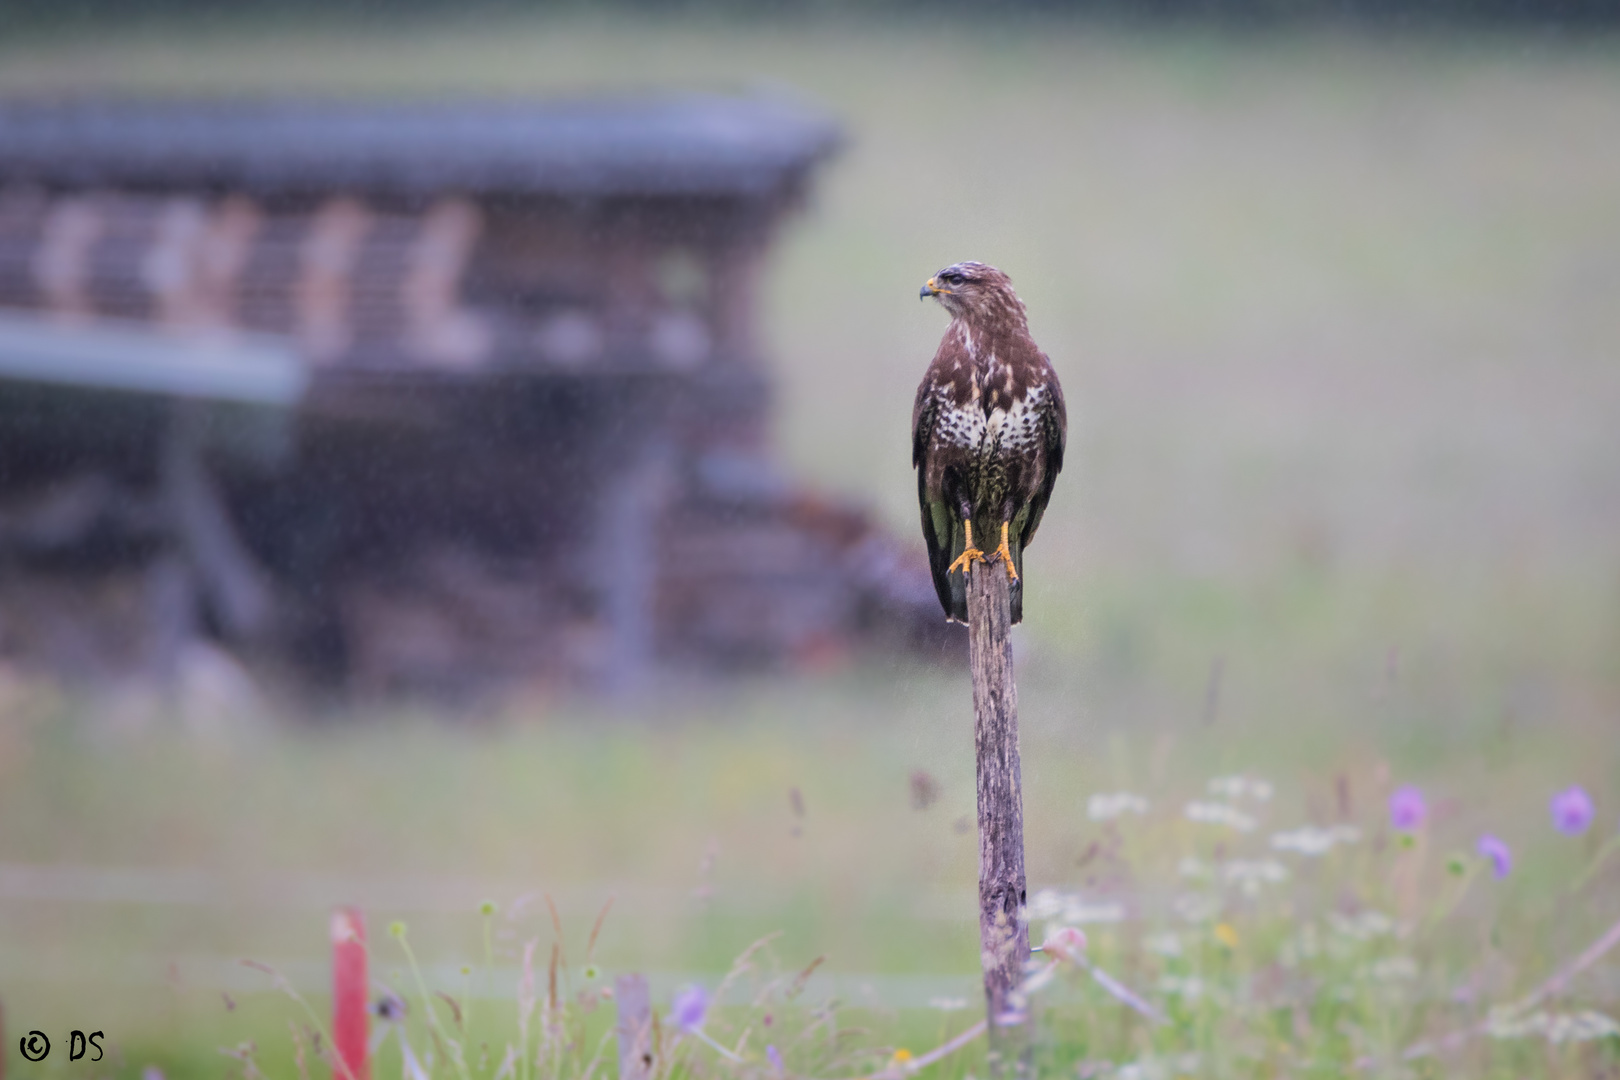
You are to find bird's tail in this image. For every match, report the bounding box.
[936,516,970,624]
[1003,520,1026,626]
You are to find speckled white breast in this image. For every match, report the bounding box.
[987,384,1048,455]
[931,382,1046,457]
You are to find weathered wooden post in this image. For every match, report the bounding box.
[614,973,653,1080]
[967,564,1030,1076]
[331,906,370,1080]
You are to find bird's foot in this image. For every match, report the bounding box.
[992,526,1019,582]
[947,546,987,576]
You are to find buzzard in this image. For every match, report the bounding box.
[913,262,1066,625]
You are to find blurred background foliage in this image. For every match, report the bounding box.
[1,0,1619,32]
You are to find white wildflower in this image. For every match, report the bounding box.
[1155,974,1204,1000]
[1067,900,1127,924]
[928,997,968,1012]
[1208,775,1273,802]
[1279,923,1320,967]
[1486,1009,1543,1039]
[1115,1054,1200,1080]
[1088,792,1151,821]
[1554,1012,1620,1042]
[1548,1012,1620,1043]
[1026,888,1126,925]
[1367,956,1419,982]
[1221,859,1290,896]
[1026,888,1067,920]
[1329,910,1395,941]
[1488,1009,1620,1043]
[1115,1065,1162,1080]
[1184,801,1257,831]
[1271,825,1361,856]
[1143,931,1183,958]
[1177,856,1212,880]
[1174,892,1220,923]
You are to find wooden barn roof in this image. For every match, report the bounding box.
[0,95,841,200]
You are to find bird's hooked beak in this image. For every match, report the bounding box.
[920,277,947,301]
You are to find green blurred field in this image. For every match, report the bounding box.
[1,15,1618,1077]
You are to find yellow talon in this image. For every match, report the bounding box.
[993,521,1019,582]
[947,520,987,576]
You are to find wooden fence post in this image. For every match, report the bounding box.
[331,907,370,1080]
[967,564,1030,1077]
[615,974,653,1080]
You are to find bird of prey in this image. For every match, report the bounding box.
[913,261,1066,625]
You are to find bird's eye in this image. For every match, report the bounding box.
[944,272,964,285]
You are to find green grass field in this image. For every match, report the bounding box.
[1,14,1618,1078]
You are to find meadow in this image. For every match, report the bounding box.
[1,14,1618,1078]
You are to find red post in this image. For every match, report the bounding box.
[331,907,370,1080]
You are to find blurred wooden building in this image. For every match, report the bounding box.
[0,97,949,697]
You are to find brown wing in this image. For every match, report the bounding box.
[911,374,939,470]
[1017,357,1066,553]
[913,372,969,622]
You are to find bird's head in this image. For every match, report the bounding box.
[920,261,1024,326]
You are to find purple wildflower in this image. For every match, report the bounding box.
[1550,786,1594,835]
[766,1045,784,1072]
[671,985,709,1032]
[1389,785,1427,831]
[1477,834,1512,879]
